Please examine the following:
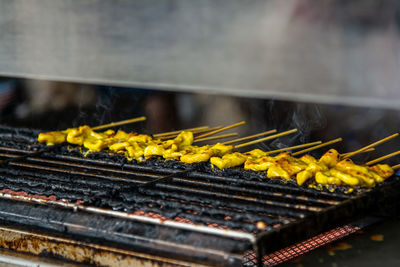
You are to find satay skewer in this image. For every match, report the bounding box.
[153,126,209,138]
[141,129,297,188]
[392,164,400,170]
[291,138,342,156]
[341,148,375,157]
[193,133,238,143]
[92,116,147,131]
[159,126,223,140]
[365,150,400,166]
[2,117,147,166]
[195,121,246,139]
[342,133,399,159]
[234,129,298,149]
[222,129,277,145]
[264,141,322,155]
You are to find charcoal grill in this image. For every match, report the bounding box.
[0,125,399,266]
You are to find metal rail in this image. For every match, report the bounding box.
[0,128,398,266]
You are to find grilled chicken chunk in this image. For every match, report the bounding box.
[38,127,396,190]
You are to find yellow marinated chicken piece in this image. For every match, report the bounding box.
[144,144,165,158]
[162,143,184,160]
[38,127,115,146]
[336,159,375,187]
[180,150,213,164]
[128,134,153,144]
[83,138,108,152]
[368,164,394,180]
[82,129,116,152]
[210,152,246,169]
[330,169,360,186]
[163,150,183,160]
[267,163,291,180]
[274,152,291,160]
[274,157,306,177]
[244,156,275,171]
[306,162,329,173]
[299,154,317,165]
[173,131,194,149]
[66,125,93,146]
[296,161,328,186]
[315,171,328,184]
[243,149,266,159]
[112,130,136,141]
[319,149,340,168]
[109,141,131,152]
[38,131,67,145]
[126,142,146,160]
[315,171,342,186]
[180,143,233,164]
[296,170,313,186]
[210,143,234,157]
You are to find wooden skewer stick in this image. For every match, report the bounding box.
[193,126,224,135]
[392,164,400,170]
[159,126,223,140]
[195,121,246,139]
[341,148,375,157]
[222,129,277,145]
[264,141,322,155]
[292,138,342,156]
[6,117,147,165]
[193,133,238,143]
[365,150,400,166]
[342,133,399,159]
[153,126,209,138]
[92,116,147,131]
[234,129,298,149]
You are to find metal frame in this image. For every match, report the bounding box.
[0,126,399,266]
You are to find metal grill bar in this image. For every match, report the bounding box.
[0,146,349,201]
[0,148,342,212]
[0,155,310,228]
[244,224,360,266]
[0,127,398,266]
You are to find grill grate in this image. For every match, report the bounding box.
[243,224,359,266]
[0,126,399,266]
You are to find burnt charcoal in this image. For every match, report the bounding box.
[1,125,398,236]
[142,158,189,170]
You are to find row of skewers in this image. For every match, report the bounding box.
[36,116,400,192]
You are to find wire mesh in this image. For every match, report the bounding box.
[243,224,360,266]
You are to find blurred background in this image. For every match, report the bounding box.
[0,0,400,164]
[0,77,399,166]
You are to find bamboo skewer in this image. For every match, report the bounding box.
[342,133,399,159]
[3,117,149,166]
[341,148,375,157]
[193,133,238,143]
[234,129,298,149]
[159,126,223,140]
[365,150,400,166]
[140,128,296,188]
[264,141,322,155]
[292,138,342,156]
[153,126,209,138]
[195,121,246,139]
[392,164,400,170]
[222,129,277,145]
[92,116,147,131]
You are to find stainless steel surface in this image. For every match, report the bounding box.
[0,226,206,267]
[1,0,400,108]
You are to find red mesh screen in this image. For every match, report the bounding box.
[244,224,360,266]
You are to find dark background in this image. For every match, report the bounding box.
[0,77,399,166]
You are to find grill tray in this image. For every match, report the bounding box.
[0,126,399,266]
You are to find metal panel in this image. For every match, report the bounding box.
[1,0,400,107]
